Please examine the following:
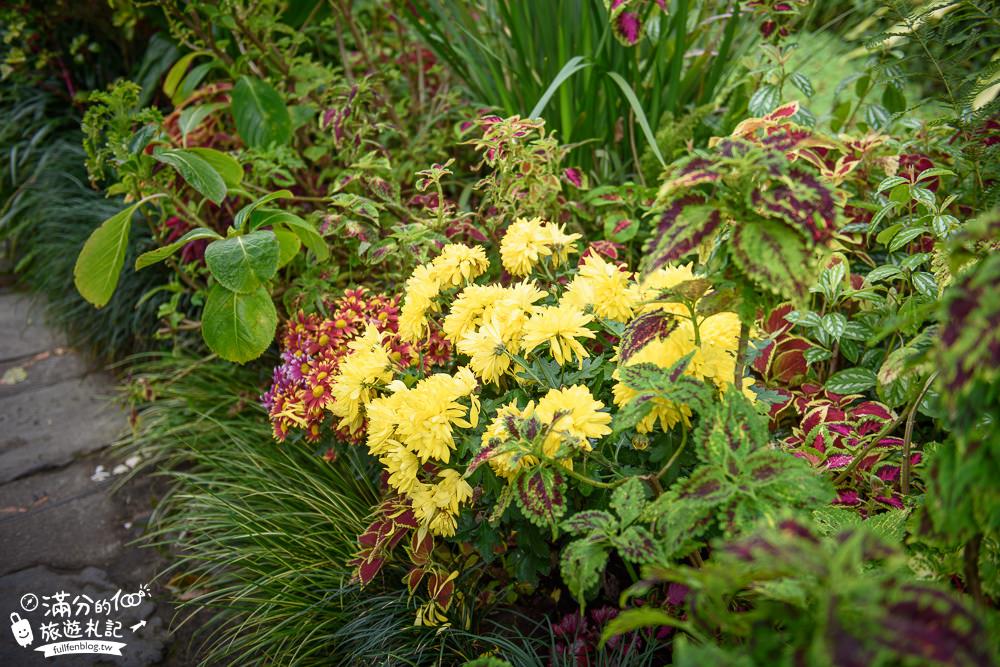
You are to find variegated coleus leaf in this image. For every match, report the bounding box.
[730,218,817,303]
[515,467,567,529]
[694,389,770,463]
[605,0,661,46]
[617,310,680,364]
[613,525,658,563]
[562,510,618,536]
[751,166,836,244]
[642,195,723,272]
[560,535,610,604]
[610,476,649,526]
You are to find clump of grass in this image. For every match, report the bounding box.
[1,85,170,359]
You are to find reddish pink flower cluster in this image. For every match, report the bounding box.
[262,288,450,443]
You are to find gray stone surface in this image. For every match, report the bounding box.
[0,459,122,576]
[0,293,64,362]
[0,374,125,484]
[0,289,183,665]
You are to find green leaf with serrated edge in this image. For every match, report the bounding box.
[644,200,721,272]
[812,507,862,535]
[201,284,277,363]
[153,148,226,204]
[614,525,657,563]
[204,231,280,294]
[560,536,608,605]
[730,219,814,302]
[274,228,301,268]
[866,508,909,543]
[514,468,566,529]
[233,189,292,231]
[562,510,617,536]
[610,477,648,527]
[230,76,292,148]
[183,147,242,187]
[135,227,223,270]
[825,367,877,394]
[73,201,142,308]
[249,208,329,260]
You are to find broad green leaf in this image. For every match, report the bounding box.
[233,189,292,231]
[230,76,292,148]
[153,148,227,204]
[865,265,902,284]
[888,226,928,252]
[274,228,301,268]
[730,219,813,302]
[250,207,329,260]
[204,231,280,293]
[201,284,277,363]
[600,608,690,647]
[73,201,142,308]
[183,147,243,188]
[178,103,227,143]
[135,227,223,270]
[917,167,954,181]
[825,367,877,394]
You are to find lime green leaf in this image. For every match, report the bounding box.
[73,201,143,308]
[163,50,208,99]
[201,284,277,363]
[153,148,227,204]
[233,189,292,231]
[204,231,280,293]
[249,208,329,260]
[183,147,243,188]
[560,537,608,605]
[825,367,877,394]
[274,228,301,268]
[135,227,223,270]
[231,76,292,148]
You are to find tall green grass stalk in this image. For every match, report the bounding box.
[408,0,751,178]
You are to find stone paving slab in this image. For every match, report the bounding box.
[0,375,125,484]
[0,293,64,362]
[0,351,90,400]
[0,459,122,576]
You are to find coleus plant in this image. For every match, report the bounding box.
[604,519,994,666]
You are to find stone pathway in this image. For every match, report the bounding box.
[0,290,180,666]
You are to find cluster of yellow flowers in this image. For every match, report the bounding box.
[366,367,480,537]
[483,385,612,479]
[611,263,753,432]
[399,244,490,342]
[328,326,396,434]
[499,216,581,276]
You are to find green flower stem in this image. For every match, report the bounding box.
[539,454,626,490]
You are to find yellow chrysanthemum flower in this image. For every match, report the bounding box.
[612,310,752,433]
[381,443,421,494]
[536,385,611,454]
[633,263,697,316]
[429,243,490,287]
[521,304,595,366]
[561,253,637,322]
[409,469,474,537]
[499,217,580,276]
[457,317,513,385]
[328,326,394,434]
[442,284,507,343]
[399,264,442,343]
[482,400,539,479]
[389,368,479,464]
